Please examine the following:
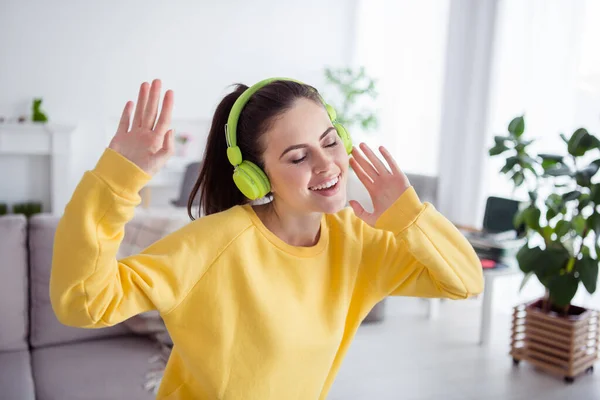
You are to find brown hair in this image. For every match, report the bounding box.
[187,80,323,219]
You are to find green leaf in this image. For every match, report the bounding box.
[523,206,541,230]
[591,184,600,204]
[546,208,558,222]
[528,191,538,203]
[568,128,596,157]
[541,226,554,242]
[572,215,586,236]
[562,190,581,201]
[501,156,519,174]
[576,257,598,294]
[512,170,525,187]
[547,273,579,308]
[508,116,525,137]
[489,143,509,156]
[494,135,512,145]
[519,271,535,292]
[539,154,563,171]
[555,220,571,237]
[589,213,600,237]
[544,165,573,177]
[516,245,544,273]
[538,153,563,163]
[516,245,569,279]
[581,246,591,258]
[575,163,600,187]
[581,162,600,177]
[578,193,591,212]
[514,208,526,230]
[546,193,566,213]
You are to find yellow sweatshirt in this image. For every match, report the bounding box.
[50,148,483,399]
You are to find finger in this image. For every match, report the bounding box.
[132,82,150,128]
[349,200,370,219]
[156,129,175,157]
[351,146,379,179]
[116,101,133,135]
[154,90,174,134]
[349,157,375,192]
[360,143,390,175]
[143,79,162,129]
[379,146,403,176]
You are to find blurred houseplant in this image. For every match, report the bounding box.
[489,115,599,382]
[323,66,379,134]
[174,132,191,157]
[12,202,42,218]
[32,98,48,122]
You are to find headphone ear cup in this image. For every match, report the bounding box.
[233,161,271,200]
[334,123,353,154]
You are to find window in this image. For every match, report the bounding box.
[354,0,451,176]
[485,0,600,199]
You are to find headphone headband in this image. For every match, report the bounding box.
[225,78,298,162]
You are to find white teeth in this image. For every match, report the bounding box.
[310,175,339,191]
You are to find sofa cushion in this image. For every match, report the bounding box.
[28,214,130,348]
[407,173,438,205]
[0,350,36,400]
[32,336,160,400]
[0,215,29,351]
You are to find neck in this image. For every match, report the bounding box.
[252,201,322,247]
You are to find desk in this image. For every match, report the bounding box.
[426,265,522,346]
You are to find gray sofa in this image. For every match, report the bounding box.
[0,214,159,400]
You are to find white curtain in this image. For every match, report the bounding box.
[436,0,500,228]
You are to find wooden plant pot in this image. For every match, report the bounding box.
[510,298,599,383]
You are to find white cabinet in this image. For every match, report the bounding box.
[0,123,75,215]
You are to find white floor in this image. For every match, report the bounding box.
[329,296,600,400]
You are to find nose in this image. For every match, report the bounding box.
[312,148,334,175]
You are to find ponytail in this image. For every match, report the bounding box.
[188,84,248,219]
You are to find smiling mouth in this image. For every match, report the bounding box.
[309,174,341,191]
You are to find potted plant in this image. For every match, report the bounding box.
[489,115,599,383]
[32,98,48,123]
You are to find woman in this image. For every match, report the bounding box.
[50,78,483,399]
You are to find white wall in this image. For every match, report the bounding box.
[0,0,358,209]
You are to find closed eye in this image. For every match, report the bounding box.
[292,156,306,164]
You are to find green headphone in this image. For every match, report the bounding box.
[225,77,352,200]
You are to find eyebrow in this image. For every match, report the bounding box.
[279,127,336,159]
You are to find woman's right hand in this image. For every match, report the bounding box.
[108,79,175,176]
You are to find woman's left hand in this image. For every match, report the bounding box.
[349,143,411,227]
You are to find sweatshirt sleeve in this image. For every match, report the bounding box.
[50,148,201,328]
[358,186,484,300]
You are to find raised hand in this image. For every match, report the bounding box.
[349,143,411,227]
[108,79,175,176]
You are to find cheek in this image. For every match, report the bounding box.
[270,165,311,193]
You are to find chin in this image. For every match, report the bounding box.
[310,180,347,214]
